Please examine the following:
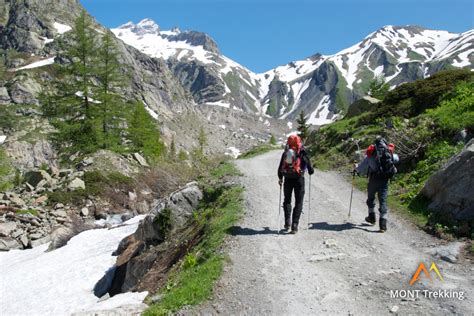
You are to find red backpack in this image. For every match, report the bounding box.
[281,135,302,177]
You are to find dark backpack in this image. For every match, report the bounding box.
[373,139,397,179]
[281,145,302,178]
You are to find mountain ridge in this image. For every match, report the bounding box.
[112,19,473,125]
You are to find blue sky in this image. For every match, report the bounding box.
[81,0,473,73]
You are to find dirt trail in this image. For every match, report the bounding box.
[194,151,473,315]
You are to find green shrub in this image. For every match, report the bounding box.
[183,253,197,269]
[425,81,474,135]
[155,208,173,236]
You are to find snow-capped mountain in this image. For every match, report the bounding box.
[112,19,264,113]
[260,26,474,124]
[114,20,473,125]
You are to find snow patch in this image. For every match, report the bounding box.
[452,48,474,68]
[287,122,293,130]
[0,216,148,315]
[225,147,241,159]
[307,95,335,126]
[0,135,6,144]
[206,101,230,108]
[16,57,55,71]
[219,124,226,130]
[53,22,72,34]
[281,79,311,119]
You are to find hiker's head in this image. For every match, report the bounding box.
[287,134,301,150]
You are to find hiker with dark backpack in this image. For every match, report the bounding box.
[278,134,314,234]
[354,136,399,232]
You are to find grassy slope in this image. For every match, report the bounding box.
[308,69,474,237]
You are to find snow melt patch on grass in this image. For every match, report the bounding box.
[16,57,55,71]
[0,216,147,316]
[54,22,72,34]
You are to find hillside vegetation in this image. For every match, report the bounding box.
[308,69,474,237]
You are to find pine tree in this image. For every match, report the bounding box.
[96,31,126,149]
[42,10,100,155]
[128,102,164,161]
[296,111,310,142]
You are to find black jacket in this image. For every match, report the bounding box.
[278,147,314,180]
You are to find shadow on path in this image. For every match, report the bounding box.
[309,222,380,233]
[228,226,280,236]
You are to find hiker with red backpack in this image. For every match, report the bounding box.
[354,136,399,232]
[278,134,314,234]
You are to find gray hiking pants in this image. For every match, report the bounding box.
[367,177,389,219]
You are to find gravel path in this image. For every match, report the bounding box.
[193,151,473,315]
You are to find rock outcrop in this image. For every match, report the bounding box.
[421,139,474,223]
[101,182,203,296]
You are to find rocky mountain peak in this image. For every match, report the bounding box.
[170,31,220,54]
[118,18,160,35]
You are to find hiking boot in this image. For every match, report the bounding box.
[283,225,291,232]
[290,223,298,234]
[379,218,387,232]
[365,212,376,225]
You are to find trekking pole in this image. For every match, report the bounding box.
[278,183,282,234]
[348,171,355,218]
[308,175,311,227]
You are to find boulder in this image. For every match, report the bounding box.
[68,178,85,190]
[29,235,51,248]
[80,207,89,217]
[24,170,54,188]
[421,139,474,221]
[167,181,203,227]
[114,182,203,292]
[0,222,18,237]
[34,195,48,206]
[9,195,26,208]
[5,140,58,170]
[133,153,149,167]
[19,234,29,247]
[0,237,22,251]
[9,77,42,105]
[52,210,68,218]
[0,87,11,105]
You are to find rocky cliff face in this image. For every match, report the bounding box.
[0,0,81,53]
